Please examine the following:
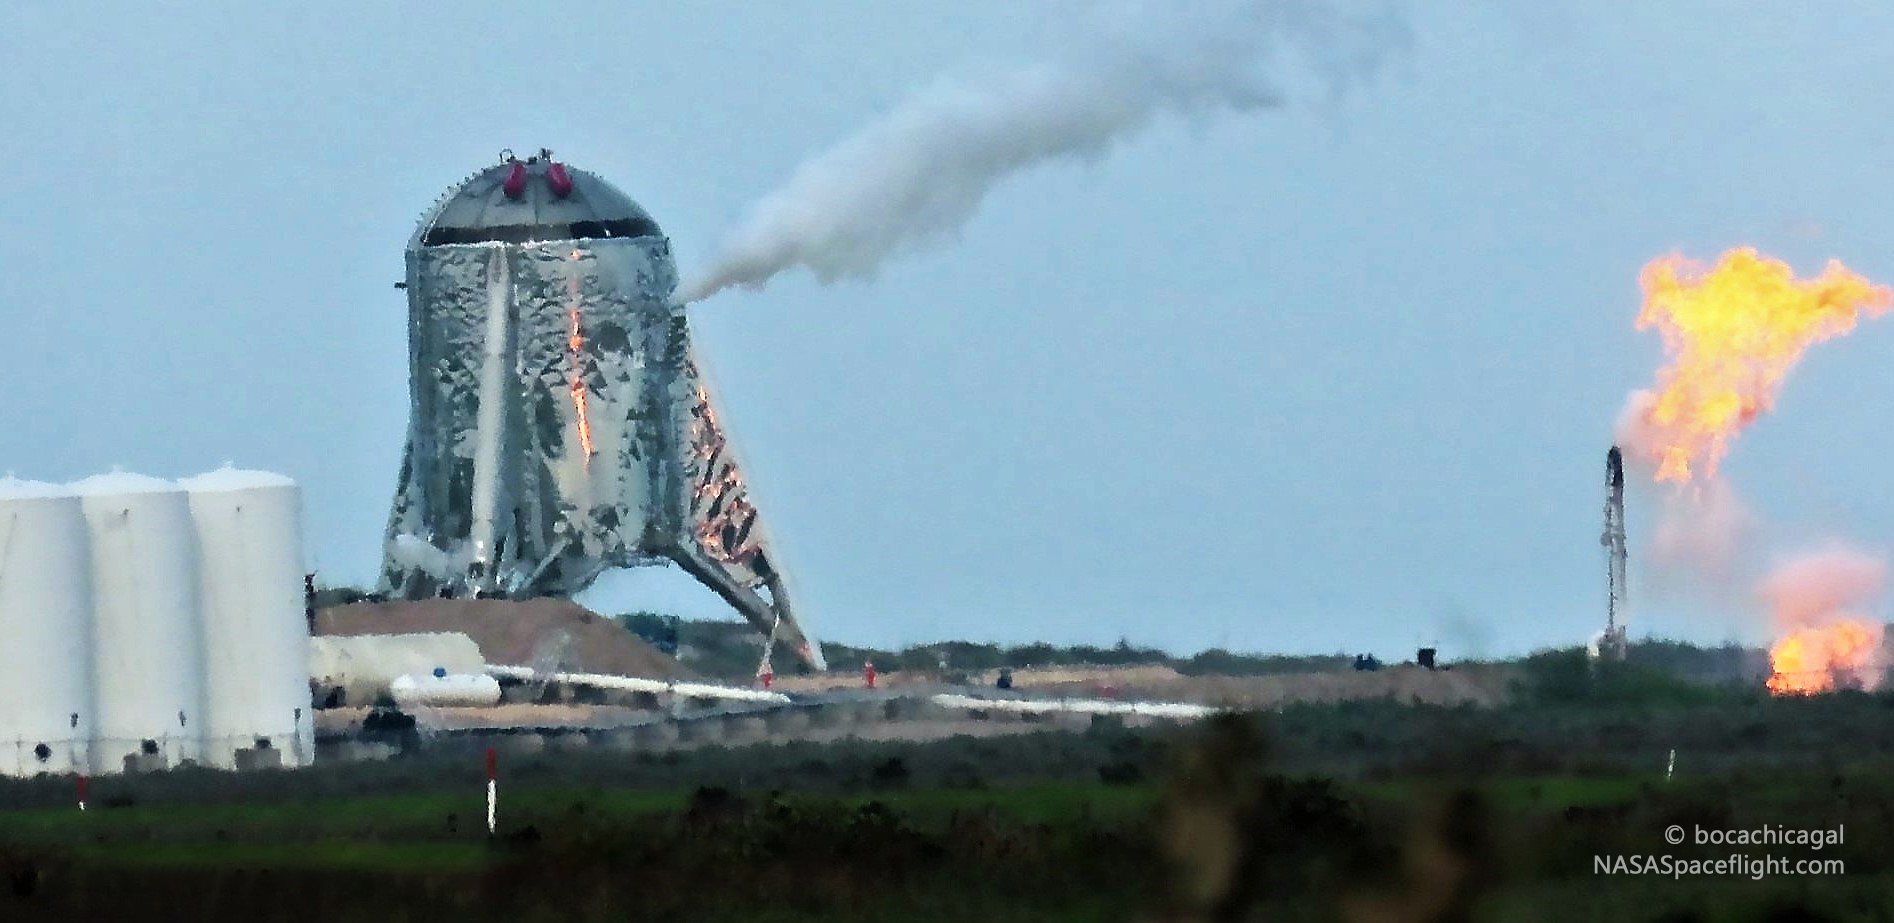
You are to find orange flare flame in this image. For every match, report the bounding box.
[1766,619,1882,695]
[1630,248,1891,483]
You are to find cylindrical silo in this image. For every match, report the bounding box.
[0,478,93,777]
[73,472,204,772]
[181,467,313,769]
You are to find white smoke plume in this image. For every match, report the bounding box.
[387,534,470,583]
[1643,478,1762,603]
[678,0,1406,303]
[1612,389,1665,471]
[1615,398,1762,610]
[1757,545,1885,631]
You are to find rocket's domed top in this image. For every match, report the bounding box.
[411,152,663,250]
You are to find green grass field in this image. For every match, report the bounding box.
[7,768,1890,921]
[7,682,1894,922]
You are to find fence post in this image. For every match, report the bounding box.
[485,746,498,835]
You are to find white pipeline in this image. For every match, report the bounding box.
[484,665,791,704]
[485,666,1212,717]
[929,693,1219,719]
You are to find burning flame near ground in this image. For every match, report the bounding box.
[1616,249,1892,696]
[1757,547,1886,695]
[1620,247,1891,483]
[1765,621,1883,695]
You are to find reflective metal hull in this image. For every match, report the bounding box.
[380,157,823,669]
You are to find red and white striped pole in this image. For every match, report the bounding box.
[485,746,498,835]
[76,775,88,812]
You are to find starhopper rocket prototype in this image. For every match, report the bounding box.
[380,150,824,669]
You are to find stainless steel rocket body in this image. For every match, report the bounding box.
[380,156,824,669]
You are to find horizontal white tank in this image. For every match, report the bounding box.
[484,664,792,703]
[310,631,486,706]
[74,472,204,773]
[389,671,503,709]
[0,478,94,777]
[181,467,313,769]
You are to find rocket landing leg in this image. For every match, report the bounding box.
[664,546,825,671]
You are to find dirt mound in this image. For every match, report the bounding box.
[1141,664,1517,708]
[984,664,1187,689]
[769,661,1517,707]
[316,598,697,681]
[1003,663,1518,708]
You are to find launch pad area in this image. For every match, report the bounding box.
[302,657,1512,769]
[4,669,1889,922]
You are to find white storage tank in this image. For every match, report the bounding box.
[309,631,486,706]
[0,477,94,777]
[389,670,503,709]
[181,467,314,768]
[73,472,205,772]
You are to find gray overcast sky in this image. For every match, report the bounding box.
[5,1,1894,658]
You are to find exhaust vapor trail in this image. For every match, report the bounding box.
[678,0,1405,304]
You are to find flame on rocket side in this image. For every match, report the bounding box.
[566,249,595,460]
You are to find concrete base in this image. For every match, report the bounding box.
[234,747,284,771]
[311,740,397,763]
[121,752,169,774]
